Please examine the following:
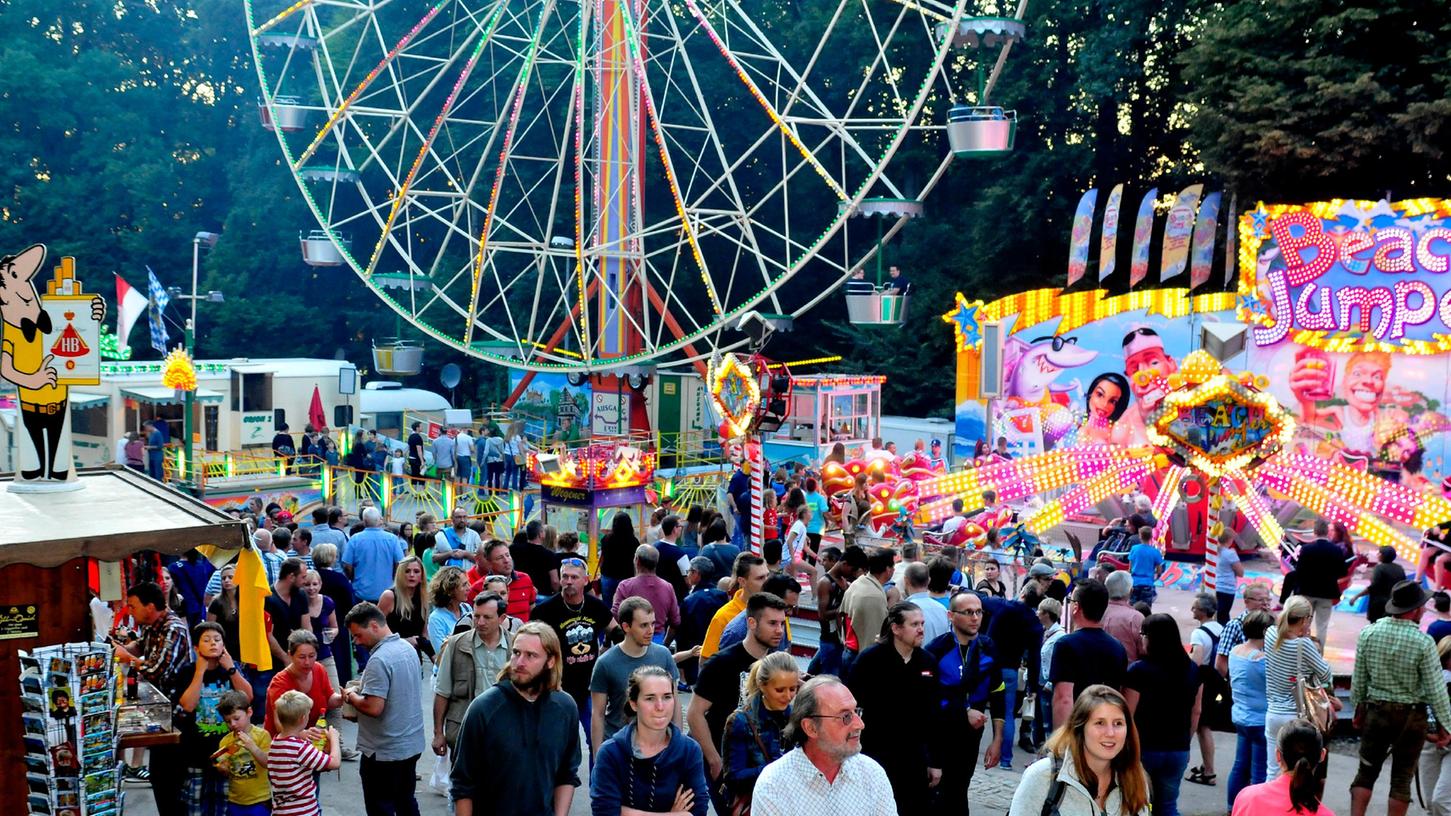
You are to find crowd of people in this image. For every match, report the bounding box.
[102,477,1451,816]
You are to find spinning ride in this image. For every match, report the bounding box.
[244,0,982,373]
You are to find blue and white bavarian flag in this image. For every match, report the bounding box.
[147,266,171,354]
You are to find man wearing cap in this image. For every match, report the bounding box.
[1112,326,1179,446]
[1028,561,1066,602]
[928,438,946,471]
[1350,579,1451,816]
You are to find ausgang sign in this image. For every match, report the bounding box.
[1240,198,1451,353]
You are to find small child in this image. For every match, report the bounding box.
[214,690,272,816]
[267,690,340,816]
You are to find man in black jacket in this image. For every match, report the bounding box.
[451,622,580,816]
[981,582,1043,769]
[1297,518,1350,650]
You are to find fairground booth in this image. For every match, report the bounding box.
[760,373,886,466]
[0,467,248,815]
[530,435,657,573]
[939,196,1451,587]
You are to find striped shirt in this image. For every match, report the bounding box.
[267,734,329,816]
[1263,628,1331,715]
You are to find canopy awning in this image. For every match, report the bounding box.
[69,392,109,409]
[122,386,224,405]
[0,466,249,567]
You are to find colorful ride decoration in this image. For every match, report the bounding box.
[708,353,762,440]
[161,347,199,393]
[819,452,948,536]
[530,443,656,491]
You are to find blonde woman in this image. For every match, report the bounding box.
[378,556,431,659]
[427,566,471,653]
[1263,596,1339,781]
[720,652,801,809]
[503,420,531,490]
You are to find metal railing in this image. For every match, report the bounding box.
[324,465,519,527]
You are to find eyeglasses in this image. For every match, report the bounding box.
[806,707,864,726]
[952,608,984,617]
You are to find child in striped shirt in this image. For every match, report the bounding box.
[267,690,341,816]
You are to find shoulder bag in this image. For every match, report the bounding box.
[1292,639,1334,734]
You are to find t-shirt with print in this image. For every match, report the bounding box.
[532,593,613,708]
[217,725,273,805]
[268,734,330,816]
[171,662,234,762]
[588,642,679,740]
[694,642,759,752]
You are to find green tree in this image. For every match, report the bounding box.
[1182,0,1451,199]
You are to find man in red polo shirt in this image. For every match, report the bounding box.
[467,539,537,621]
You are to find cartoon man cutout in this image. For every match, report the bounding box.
[1111,326,1179,447]
[0,245,105,483]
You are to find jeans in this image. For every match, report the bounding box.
[1264,710,1298,781]
[601,576,621,610]
[1421,742,1451,816]
[1033,685,1052,746]
[487,460,504,490]
[1130,584,1157,609]
[808,640,844,678]
[504,458,522,490]
[1228,723,1266,810]
[1140,750,1190,816]
[360,753,422,816]
[1307,596,1335,649]
[148,452,164,481]
[1216,591,1236,625]
[246,667,277,724]
[731,512,747,549]
[998,667,1020,767]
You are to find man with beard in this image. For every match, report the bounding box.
[532,558,616,753]
[450,622,580,816]
[751,676,896,816]
[847,602,941,815]
[1111,326,1180,446]
[925,591,1005,816]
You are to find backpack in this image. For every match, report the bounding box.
[1013,753,1067,816]
[1197,623,1235,733]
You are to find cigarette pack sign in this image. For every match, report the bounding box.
[42,257,100,387]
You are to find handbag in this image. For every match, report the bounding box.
[717,709,773,816]
[1292,639,1334,733]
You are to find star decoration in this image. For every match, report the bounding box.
[1251,205,1269,239]
[942,293,986,351]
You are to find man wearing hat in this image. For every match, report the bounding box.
[928,438,946,470]
[1350,579,1451,816]
[1028,561,1067,603]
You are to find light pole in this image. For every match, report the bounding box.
[183,231,221,488]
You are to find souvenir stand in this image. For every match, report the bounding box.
[530,438,657,573]
[1,466,249,816]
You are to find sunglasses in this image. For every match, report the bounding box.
[1031,336,1079,352]
[560,557,587,569]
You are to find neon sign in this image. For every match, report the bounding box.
[1239,198,1451,352]
[1147,350,1296,477]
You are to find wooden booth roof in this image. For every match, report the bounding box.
[0,467,249,568]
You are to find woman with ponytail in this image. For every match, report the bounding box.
[1230,718,1334,814]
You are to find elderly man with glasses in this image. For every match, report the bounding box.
[531,556,616,758]
[751,675,897,816]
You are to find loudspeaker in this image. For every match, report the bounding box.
[980,321,1004,397]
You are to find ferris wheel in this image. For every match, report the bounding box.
[244,0,985,373]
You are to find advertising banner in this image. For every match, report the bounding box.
[1128,188,1158,289]
[1189,191,1222,291]
[1066,188,1098,287]
[1098,184,1125,282]
[508,372,591,443]
[1240,199,1451,485]
[1159,184,1204,283]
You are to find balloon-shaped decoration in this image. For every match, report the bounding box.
[821,461,854,496]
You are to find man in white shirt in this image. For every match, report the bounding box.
[454,427,475,484]
[940,499,968,539]
[752,676,897,816]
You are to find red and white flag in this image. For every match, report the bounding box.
[114,273,148,352]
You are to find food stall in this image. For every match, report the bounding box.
[0,466,248,815]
